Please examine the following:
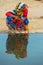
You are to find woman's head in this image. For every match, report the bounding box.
[15,2,28,11]
[15,2,28,16]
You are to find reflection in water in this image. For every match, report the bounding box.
[6,33,29,59]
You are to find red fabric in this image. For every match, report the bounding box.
[16,18,22,26]
[23,7,28,17]
[6,12,13,17]
[13,18,22,26]
[12,19,16,23]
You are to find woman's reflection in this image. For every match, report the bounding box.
[6,33,29,59]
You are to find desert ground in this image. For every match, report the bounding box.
[0,0,43,33]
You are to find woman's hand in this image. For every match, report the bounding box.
[11,15,18,19]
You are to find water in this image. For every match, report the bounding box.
[0,33,43,65]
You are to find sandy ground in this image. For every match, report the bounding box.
[0,0,43,33]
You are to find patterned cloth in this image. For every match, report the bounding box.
[5,3,29,30]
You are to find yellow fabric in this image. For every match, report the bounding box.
[15,5,24,17]
[17,10,23,16]
[24,25,29,31]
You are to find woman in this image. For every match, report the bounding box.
[6,2,29,31]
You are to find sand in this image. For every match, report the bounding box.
[0,0,43,33]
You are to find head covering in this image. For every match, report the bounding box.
[18,2,26,10]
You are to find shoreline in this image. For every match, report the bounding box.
[0,29,43,34]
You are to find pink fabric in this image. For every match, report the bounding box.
[12,18,22,26]
[6,12,13,17]
[23,7,28,17]
[15,18,22,26]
